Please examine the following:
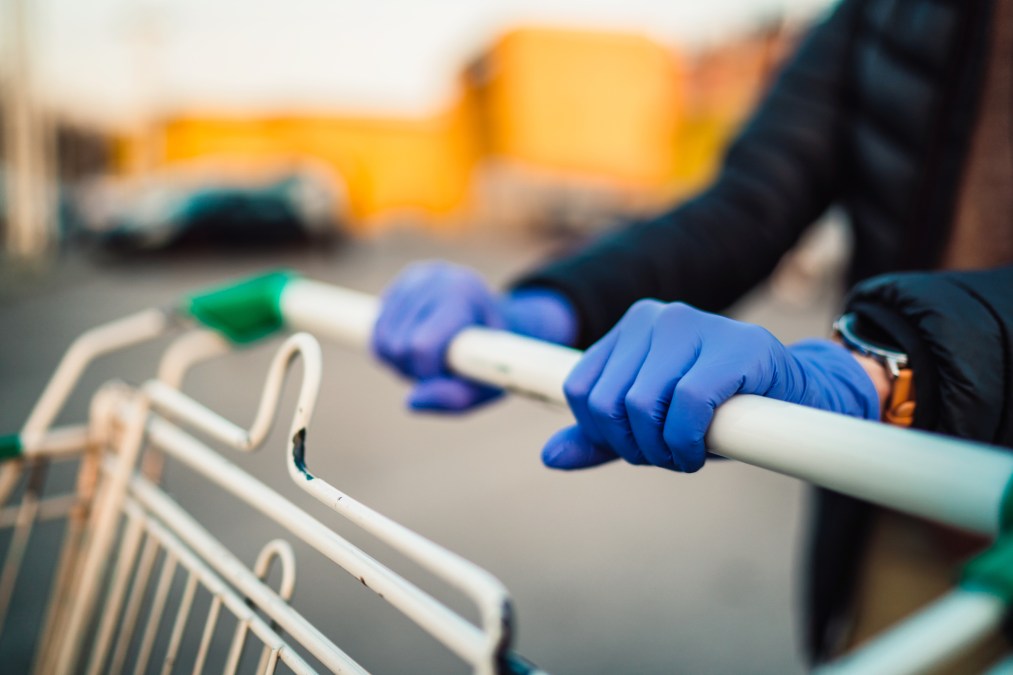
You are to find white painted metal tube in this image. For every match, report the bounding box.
[141,329,513,671]
[145,333,321,453]
[707,397,1013,536]
[126,473,366,675]
[281,279,580,403]
[280,278,1013,537]
[20,309,171,443]
[145,415,493,667]
[53,393,150,675]
[817,587,1006,675]
[121,500,319,675]
[19,424,90,458]
[156,329,231,389]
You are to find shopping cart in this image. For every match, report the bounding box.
[3,270,1013,674]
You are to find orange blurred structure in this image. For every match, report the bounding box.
[120,23,794,234]
[139,95,480,232]
[676,21,794,188]
[472,27,684,189]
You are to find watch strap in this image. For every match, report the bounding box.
[883,369,916,427]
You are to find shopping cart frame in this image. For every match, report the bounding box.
[3,270,1013,674]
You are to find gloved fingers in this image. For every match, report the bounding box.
[475,289,508,331]
[624,333,700,470]
[541,425,620,470]
[662,352,745,473]
[372,267,440,375]
[562,325,622,449]
[371,279,415,365]
[380,289,443,377]
[585,302,661,465]
[406,301,482,380]
[407,377,502,412]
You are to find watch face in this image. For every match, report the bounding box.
[836,313,909,365]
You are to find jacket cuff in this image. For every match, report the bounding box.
[843,300,939,430]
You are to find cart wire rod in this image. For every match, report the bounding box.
[51,391,150,673]
[817,587,1007,675]
[120,499,320,675]
[139,332,513,671]
[20,308,172,443]
[125,469,367,675]
[144,413,502,671]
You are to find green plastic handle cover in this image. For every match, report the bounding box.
[184,270,297,344]
[962,535,1013,602]
[0,434,22,459]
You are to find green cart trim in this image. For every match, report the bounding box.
[184,270,297,344]
[962,535,1013,602]
[0,434,22,459]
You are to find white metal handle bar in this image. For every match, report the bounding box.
[20,274,1010,538]
[280,278,1013,538]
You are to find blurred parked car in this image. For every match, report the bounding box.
[76,164,344,252]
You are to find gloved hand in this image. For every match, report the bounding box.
[542,300,880,473]
[372,261,578,412]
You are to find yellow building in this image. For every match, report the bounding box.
[122,24,791,234]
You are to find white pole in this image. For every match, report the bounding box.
[817,588,1006,675]
[280,278,1013,536]
[2,0,54,260]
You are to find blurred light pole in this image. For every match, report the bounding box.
[3,0,55,262]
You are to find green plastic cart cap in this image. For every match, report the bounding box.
[962,535,1013,602]
[0,434,22,460]
[184,270,297,344]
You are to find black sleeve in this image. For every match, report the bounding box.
[844,265,1013,449]
[514,0,860,348]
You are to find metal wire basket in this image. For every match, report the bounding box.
[0,309,539,674]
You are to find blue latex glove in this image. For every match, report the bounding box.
[542,300,880,473]
[372,261,578,412]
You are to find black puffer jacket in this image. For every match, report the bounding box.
[516,0,1009,660]
[520,0,994,340]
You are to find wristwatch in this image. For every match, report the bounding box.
[833,313,916,427]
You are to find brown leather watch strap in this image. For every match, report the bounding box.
[883,369,916,427]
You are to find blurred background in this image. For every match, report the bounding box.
[0,0,849,672]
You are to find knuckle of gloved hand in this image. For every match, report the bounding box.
[656,301,697,329]
[676,380,711,413]
[408,333,441,377]
[628,298,663,314]
[445,263,479,284]
[624,388,662,424]
[623,299,664,326]
[662,426,701,472]
[588,386,625,422]
[562,372,589,407]
[386,337,411,368]
[374,323,399,356]
[665,301,695,317]
[739,321,766,339]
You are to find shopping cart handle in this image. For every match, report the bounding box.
[184,270,297,344]
[0,435,20,460]
[182,272,1013,539]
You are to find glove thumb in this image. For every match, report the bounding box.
[541,426,618,470]
[407,377,502,413]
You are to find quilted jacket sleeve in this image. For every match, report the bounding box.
[844,265,1013,448]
